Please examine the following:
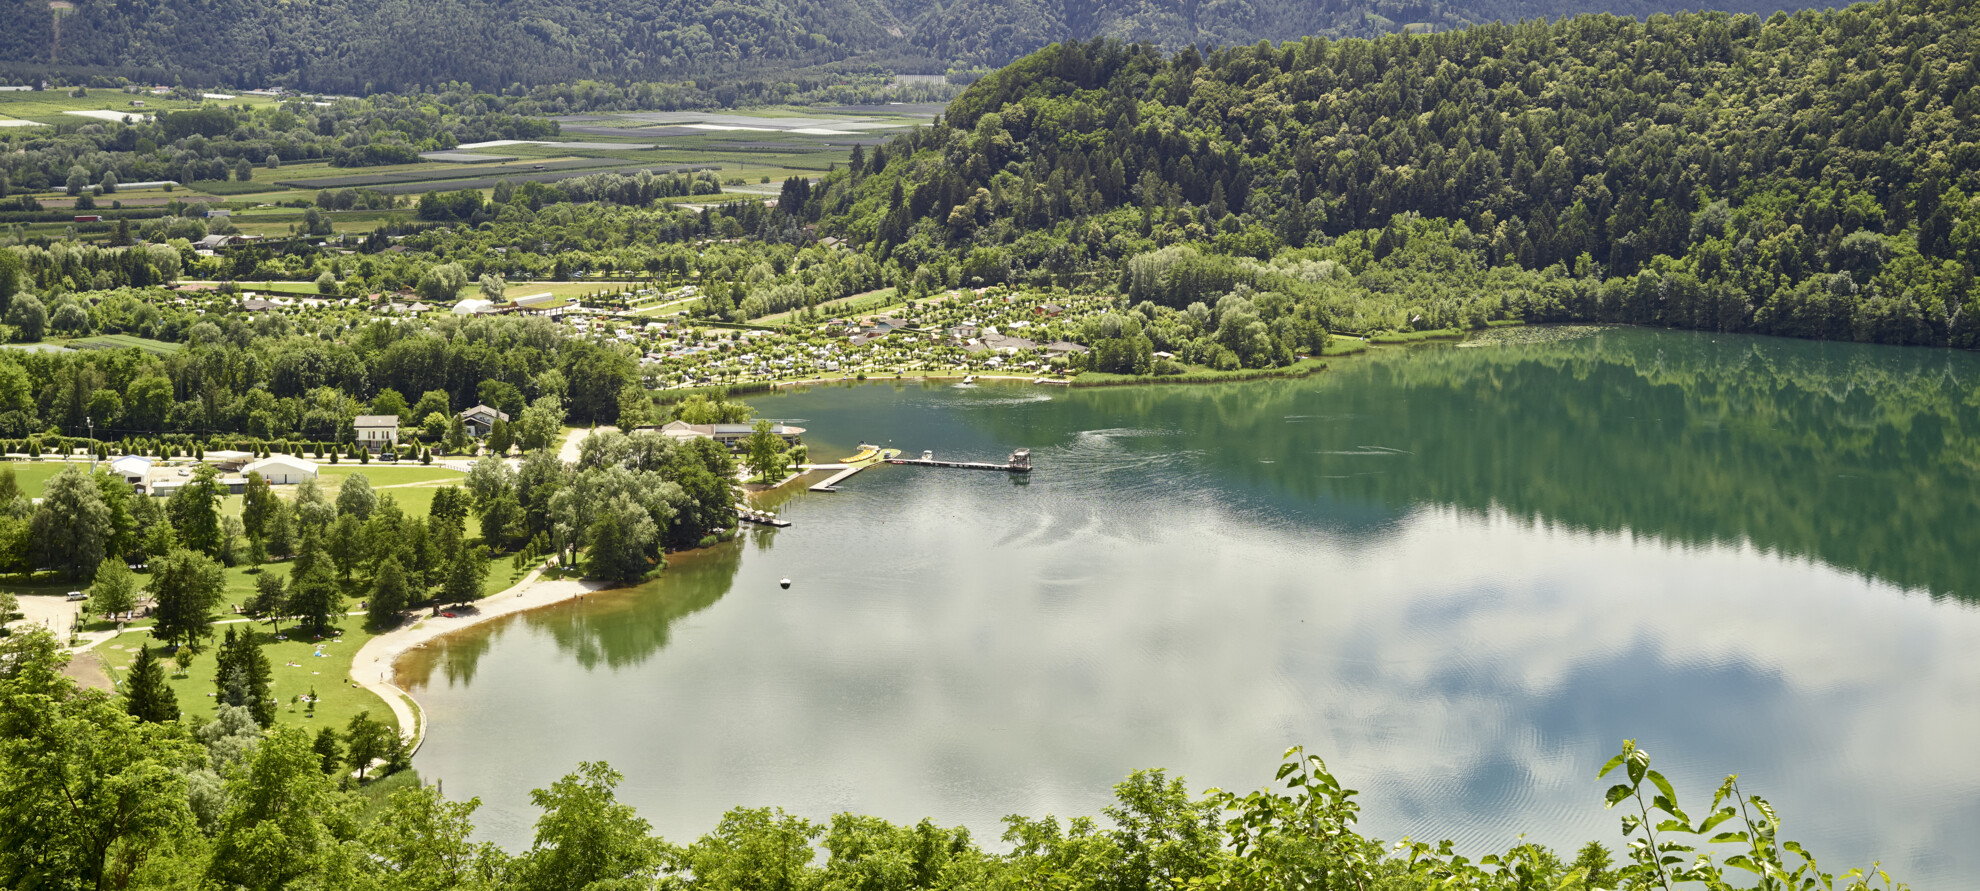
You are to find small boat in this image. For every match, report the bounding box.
[963,375,976,384]
[779,578,792,589]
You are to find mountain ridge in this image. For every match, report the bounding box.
[0,0,1815,91]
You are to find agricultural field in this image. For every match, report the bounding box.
[66,334,184,354]
[0,87,284,124]
[3,96,937,245]
[280,157,624,190]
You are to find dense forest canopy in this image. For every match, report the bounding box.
[818,0,1980,349]
[0,0,1820,91]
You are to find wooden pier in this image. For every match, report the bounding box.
[807,447,900,492]
[887,448,1033,473]
[807,464,865,492]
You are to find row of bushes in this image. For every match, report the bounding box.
[3,435,459,461]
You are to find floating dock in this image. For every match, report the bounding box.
[734,507,791,527]
[887,448,1032,473]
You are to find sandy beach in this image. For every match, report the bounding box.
[350,565,613,747]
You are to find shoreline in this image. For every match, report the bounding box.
[350,565,614,749]
[342,335,1386,751]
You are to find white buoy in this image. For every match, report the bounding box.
[779,578,792,589]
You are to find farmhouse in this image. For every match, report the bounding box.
[457,404,509,437]
[244,455,318,485]
[352,415,400,452]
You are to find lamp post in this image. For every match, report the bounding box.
[86,415,94,469]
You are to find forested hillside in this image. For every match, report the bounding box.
[816,0,1980,349]
[0,0,1815,91]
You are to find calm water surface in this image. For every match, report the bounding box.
[402,327,1980,884]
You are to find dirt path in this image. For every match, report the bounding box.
[62,651,113,691]
[558,426,617,464]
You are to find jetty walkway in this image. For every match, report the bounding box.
[806,446,901,492]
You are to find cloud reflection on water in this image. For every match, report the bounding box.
[402,329,1980,885]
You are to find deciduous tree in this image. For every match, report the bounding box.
[86,558,137,618]
[29,466,109,581]
[511,761,665,891]
[0,628,203,891]
[207,726,359,891]
[148,548,226,651]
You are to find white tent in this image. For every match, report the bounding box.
[108,455,152,482]
[243,455,319,485]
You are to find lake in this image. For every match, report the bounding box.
[400,326,1980,885]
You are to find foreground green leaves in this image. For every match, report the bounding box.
[0,628,1912,890]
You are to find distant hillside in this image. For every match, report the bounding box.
[0,0,1819,91]
[815,0,1980,348]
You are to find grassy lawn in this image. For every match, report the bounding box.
[755,288,902,326]
[5,445,529,738]
[315,465,465,489]
[98,615,395,736]
[233,280,328,295]
[75,543,522,732]
[67,334,184,355]
[0,458,112,497]
[0,459,464,501]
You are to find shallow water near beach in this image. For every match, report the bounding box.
[399,327,1980,884]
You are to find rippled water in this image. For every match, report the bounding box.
[401,328,1980,884]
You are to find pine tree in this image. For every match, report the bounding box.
[440,542,488,606]
[312,727,343,775]
[213,627,242,703]
[122,644,178,723]
[212,626,275,725]
[239,632,274,727]
[368,556,408,630]
[488,418,513,456]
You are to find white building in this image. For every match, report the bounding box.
[108,455,152,484]
[243,455,319,485]
[353,415,400,452]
